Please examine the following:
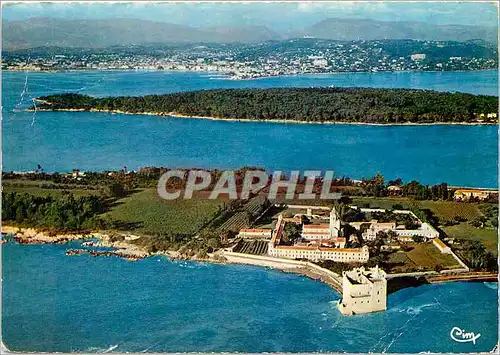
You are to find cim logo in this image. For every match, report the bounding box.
[450,326,481,345]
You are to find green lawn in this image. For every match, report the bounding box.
[105,188,224,236]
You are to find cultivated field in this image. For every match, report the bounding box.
[105,188,224,235]
[217,195,268,232]
[352,197,483,223]
[442,224,498,254]
[233,240,268,255]
[387,243,460,273]
[416,201,482,224]
[405,243,459,269]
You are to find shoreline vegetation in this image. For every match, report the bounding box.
[3,224,497,295]
[31,107,499,126]
[2,224,348,292]
[32,88,499,125]
[3,168,498,296]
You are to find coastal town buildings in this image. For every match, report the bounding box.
[268,238,370,262]
[410,53,426,61]
[349,221,397,241]
[348,207,440,241]
[233,203,445,263]
[391,222,440,239]
[267,212,370,263]
[4,39,497,80]
[301,208,341,240]
[301,224,331,239]
[387,185,402,195]
[338,266,387,315]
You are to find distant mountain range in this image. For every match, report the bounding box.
[3,17,497,51]
[296,18,498,43]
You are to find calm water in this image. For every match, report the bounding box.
[2,70,499,187]
[2,70,499,352]
[2,241,498,353]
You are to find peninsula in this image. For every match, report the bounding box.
[33,88,498,124]
[2,168,498,316]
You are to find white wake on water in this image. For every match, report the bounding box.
[85,344,119,353]
[483,282,498,290]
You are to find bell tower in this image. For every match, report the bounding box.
[329,208,341,238]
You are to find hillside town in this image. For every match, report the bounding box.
[3,39,497,79]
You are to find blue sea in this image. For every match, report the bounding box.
[2,70,499,187]
[1,70,499,353]
[2,241,498,353]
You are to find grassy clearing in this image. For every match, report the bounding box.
[3,181,100,197]
[386,252,417,273]
[352,197,413,209]
[387,243,460,273]
[442,223,498,254]
[406,243,459,268]
[105,188,224,236]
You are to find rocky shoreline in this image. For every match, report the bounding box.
[3,225,496,294]
[65,248,145,261]
[30,107,497,126]
[2,225,149,261]
[1,225,227,264]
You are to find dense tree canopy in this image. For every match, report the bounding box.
[35,88,498,124]
[2,191,106,230]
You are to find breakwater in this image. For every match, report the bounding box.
[223,251,343,294]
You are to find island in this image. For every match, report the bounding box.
[33,88,498,124]
[2,167,498,316]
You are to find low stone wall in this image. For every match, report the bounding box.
[224,251,309,269]
[387,266,469,279]
[440,268,469,274]
[449,250,470,271]
[223,251,342,292]
[386,271,437,279]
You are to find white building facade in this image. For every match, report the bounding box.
[338,266,387,315]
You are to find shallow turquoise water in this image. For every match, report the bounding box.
[2,241,498,353]
[2,70,498,187]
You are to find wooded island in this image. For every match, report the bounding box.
[34,88,498,124]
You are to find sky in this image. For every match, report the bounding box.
[2,2,498,30]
